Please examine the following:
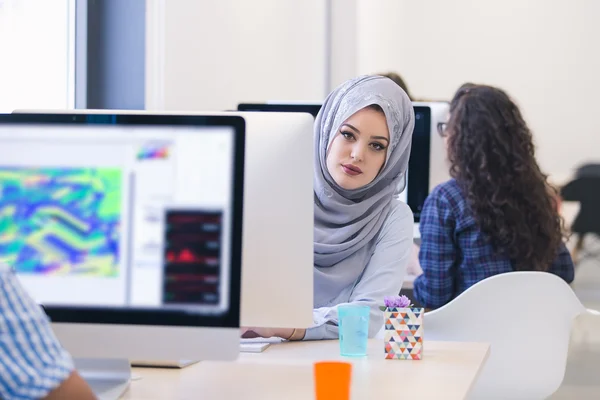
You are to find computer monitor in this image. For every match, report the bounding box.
[235,102,450,222]
[226,111,314,328]
[0,113,245,397]
[13,108,315,330]
[406,105,431,221]
[238,103,322,118]
[416,102,451,193]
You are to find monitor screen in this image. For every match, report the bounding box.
[236,102,432,222]
[0,114,244,326]
[406,107,431,221]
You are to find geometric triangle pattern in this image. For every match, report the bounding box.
[383,307,424,360]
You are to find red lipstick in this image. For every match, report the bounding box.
[341,164,362,176]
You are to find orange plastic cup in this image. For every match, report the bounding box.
[314,361,352,400]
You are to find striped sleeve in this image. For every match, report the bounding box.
[0,266,74,400]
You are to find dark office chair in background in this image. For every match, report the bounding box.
[561,163,600,265]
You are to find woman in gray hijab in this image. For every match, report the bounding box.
[244,75,415,340]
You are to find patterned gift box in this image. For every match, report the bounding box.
[383,307,424,360]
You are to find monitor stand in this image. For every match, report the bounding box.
[131,359,198,368]
[75,358,131,400]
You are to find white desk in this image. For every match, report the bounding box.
[124,340,489,400]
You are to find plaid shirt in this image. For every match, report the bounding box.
[0,265,74,399]
[413,179,575,309]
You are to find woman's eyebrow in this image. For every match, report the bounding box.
[341,123,360,133]
[371,135,389,143]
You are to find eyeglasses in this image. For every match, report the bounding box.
[437,122,448,138]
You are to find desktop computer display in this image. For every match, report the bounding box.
[237,103,321,118]
[0,113,245,365]
[236,102,447,222]
[12,109,315,331]
[225,111,314,329]
[406,106,431,221]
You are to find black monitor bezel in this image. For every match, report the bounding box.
[237,103,322,118]
[407,106,432,223]
[0,113,245,328]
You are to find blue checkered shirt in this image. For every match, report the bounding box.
[413,179,575,309]
[0,265,74,399]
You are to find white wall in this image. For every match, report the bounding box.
[0,0,74,111]
[350,0,600,177]
[147,0,600,176]
[330,0,358,88]
[147,0,327,111]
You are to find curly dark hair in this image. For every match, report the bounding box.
[446,83,564,271]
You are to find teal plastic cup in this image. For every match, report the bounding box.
[338,304,370,357]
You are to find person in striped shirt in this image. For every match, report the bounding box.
[0,265,95,399]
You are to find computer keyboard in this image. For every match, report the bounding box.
[240,337,283,353]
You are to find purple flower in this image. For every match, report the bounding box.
[384,295,412,308]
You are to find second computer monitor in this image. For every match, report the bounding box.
[238,103,322,118]
[0,113,245,362]
[236,102,448,222]
[221,111,314,328]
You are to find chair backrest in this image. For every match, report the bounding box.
[576,163,600,179]
[425,271,585,400]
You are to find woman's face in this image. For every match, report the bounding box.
[326,107,389,190]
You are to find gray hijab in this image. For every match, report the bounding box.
[314,75,414,268]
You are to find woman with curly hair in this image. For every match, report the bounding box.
[412,83,574,309]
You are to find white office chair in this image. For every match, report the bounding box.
[423,271,589,400]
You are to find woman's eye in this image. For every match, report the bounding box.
[341,131,355,140]
[371,142,386,151]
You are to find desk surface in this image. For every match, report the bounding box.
[124,340,489,400]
